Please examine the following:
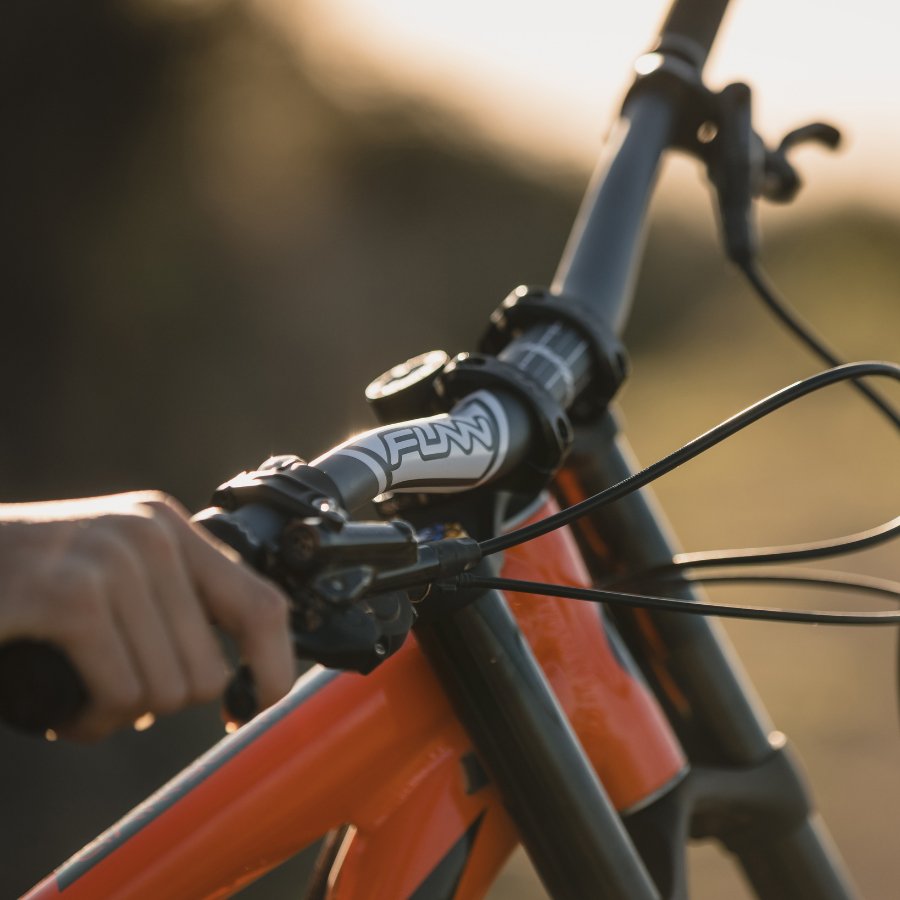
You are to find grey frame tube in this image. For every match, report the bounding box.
[416,588,661,900]
[552,89,678,336]
[659,0,732,64]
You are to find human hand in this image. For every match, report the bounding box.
[0,491,294,740]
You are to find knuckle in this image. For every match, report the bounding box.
[55,565,105,629]
[129,489,170,507]
[81,528,132,572]
[191,665,229,705]
[124,515,178,564]
[135,491,188,522]
[61,559,99,595]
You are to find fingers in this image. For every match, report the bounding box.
[131,494,294,711]
[52,585,141,741]
[111,513,230,708]
[0,491,295,740]
[152,501,295,710]
[13,556,145,741]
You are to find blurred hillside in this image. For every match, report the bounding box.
[0,0,586,509]
[1,2,897,898]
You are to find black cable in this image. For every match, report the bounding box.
[457,573,900,626]
[633,515,900,577]
[479,361,900,556]
[621,567,900,603]
[740,261,900,430]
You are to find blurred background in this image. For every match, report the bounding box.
[1,0,897,897]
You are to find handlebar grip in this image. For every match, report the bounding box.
[0,639,89,735]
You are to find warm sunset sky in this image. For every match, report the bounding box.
[268,0,900,207]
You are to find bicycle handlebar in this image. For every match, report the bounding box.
[659,0,731,65]
[0,0,737,736]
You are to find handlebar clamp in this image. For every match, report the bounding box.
[435,352,573,493]
[480,285,628,422]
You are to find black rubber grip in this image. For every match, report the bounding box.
[0,640,89,735]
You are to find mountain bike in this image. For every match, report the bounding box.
[11,0,900,897]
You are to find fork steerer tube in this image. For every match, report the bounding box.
[416,588,661,900]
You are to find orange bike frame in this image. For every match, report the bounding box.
[26,499,684,899]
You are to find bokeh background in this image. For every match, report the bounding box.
[1,0,897,897]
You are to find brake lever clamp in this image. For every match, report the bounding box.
[626,45,840,266]
[195,454,347,570]
[194,455,420,675]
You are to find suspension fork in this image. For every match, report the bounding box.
[556,413,857,900]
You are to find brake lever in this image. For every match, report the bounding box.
[708,90,841,264]
[195,455,479,724]
[763,122,842,203]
